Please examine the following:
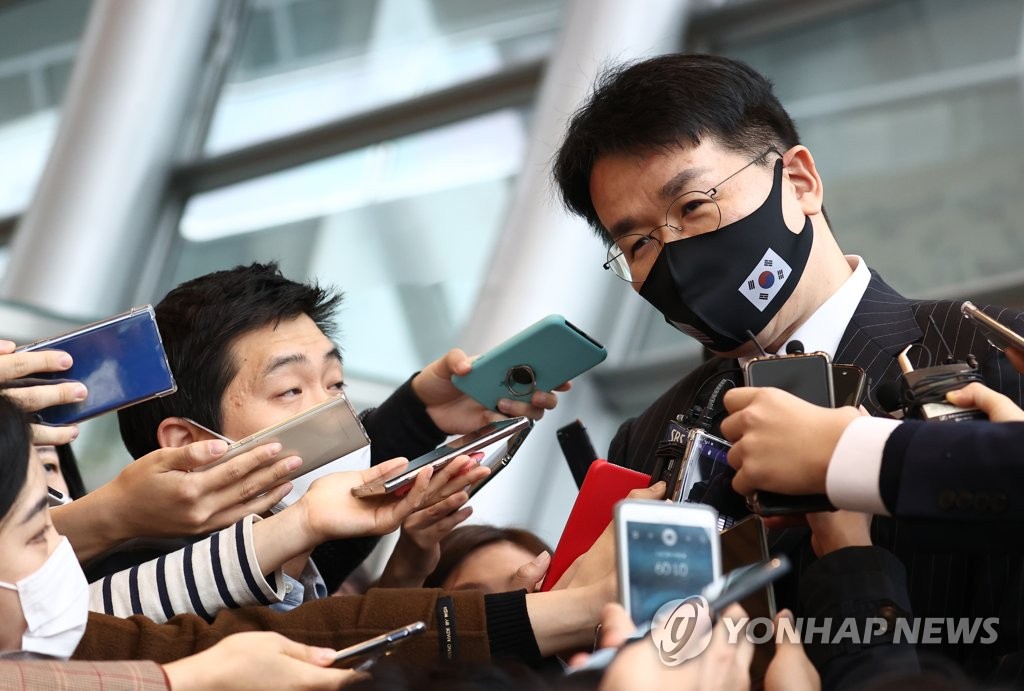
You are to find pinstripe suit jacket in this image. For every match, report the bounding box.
[607,271,1024,679]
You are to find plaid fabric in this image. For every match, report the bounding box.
[0,659,167,690]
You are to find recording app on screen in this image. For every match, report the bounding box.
[626,521,715,624]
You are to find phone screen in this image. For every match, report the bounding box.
[832,364,866,407]
[744,355,833,407]
[678,433,750,531]
[19,310,175,425]
[625,520,716,624]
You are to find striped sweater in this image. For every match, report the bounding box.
[89,514,285,623]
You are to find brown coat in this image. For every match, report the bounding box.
[74,588,490,668]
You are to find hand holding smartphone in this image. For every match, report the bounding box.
[333,622,426,671]
[452,315,606,411]
[12,306,176,425]
[351,417,530,497]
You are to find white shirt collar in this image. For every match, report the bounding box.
[782,255,870,359]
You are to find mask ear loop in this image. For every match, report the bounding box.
[504,365,537,397]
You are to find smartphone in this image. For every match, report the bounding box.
[744,351,834,408]
[961,300,1024,352]
[465,422,532,499]
[703,556,790,616]
[540,459,651,591]
[615,499,721,625]
[451,315,607,411]
[351,417,530,497]
[556,419,599,490]
[332,621,426,671]
[194,394,369,484]
[832,363,867,407]
[671,429,750,531]
[13,306,176,425]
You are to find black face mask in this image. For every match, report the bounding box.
[639,159,814,353]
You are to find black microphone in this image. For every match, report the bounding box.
[875,381,904,415]
[785,340,805,355]
[895,344,986,422]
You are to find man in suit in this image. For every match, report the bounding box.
[552,53,1024,681]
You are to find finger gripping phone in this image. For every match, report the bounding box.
[350,417,530,497]
[14,306,177,425]
[451,315,607,411]
[615,499,721,625]
[193,394,369,484]
[961,300,1024,352]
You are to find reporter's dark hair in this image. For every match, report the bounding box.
[553,53,801,244]
[118,262,343,459]
[423,525,551,589]
[0,394,33,522]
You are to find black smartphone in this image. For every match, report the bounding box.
[14,306,176,425]
[704,556,791,616]
[743,351,834,408]
[332,622,426,671]
[351,417,530,497]
[556,419,599,489]
[832,363,867,407]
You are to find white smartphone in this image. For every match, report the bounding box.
[615,499,722,625]
[961,300,1024,352]
[190,394,369,484]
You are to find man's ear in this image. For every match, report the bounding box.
[781,146,824,216]
[157,417,201,449]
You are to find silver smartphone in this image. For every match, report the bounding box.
[332,621,426,671]
[615,499,721,625]
[670,428,750,531]
[961,300,1024,352]
[192,394,369,484]
[351,416,531,498]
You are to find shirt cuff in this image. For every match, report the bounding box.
[825,417,901,515]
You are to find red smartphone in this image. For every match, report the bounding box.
[540,459,651,591]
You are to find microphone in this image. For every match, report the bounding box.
[895,344,986,422]
[875,381,905,416]
[785,340,805,355]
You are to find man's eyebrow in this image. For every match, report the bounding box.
[324,347,342,365]
[19,495,48,527]
[262,353,310,378]
[660,167,709,201]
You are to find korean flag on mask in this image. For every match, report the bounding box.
[738,249,793,312]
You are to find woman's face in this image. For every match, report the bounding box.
[441,540,539,594]
[0,448,61,651]
[35,445,69,498]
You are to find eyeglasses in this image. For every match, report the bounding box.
[602,148,780,282]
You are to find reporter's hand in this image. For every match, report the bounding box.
[162,632,359,691]
[296,454,488,547]
[377,490,473,588]
[721,387,862,497]
[765,610,820,691]
[0,340,84,445]
[946,382,1024,422]
[508,550,551,593]
[411,347,568,433]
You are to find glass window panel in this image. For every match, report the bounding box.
[0,0,91,217]
[177,109,526,383]
[206,0,564,153]
[721,0,1023,103]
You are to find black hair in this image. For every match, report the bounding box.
[117,262,343,459]
[553,53,801,245]
[56,443,87,500]
[0,394,33,523]
[423,524,552,589]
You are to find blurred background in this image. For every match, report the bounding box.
[0,0,1022,546]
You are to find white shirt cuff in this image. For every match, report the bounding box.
[825,417,902,516]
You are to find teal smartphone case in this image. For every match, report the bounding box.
[452,314,607,411]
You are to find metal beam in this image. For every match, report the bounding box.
[172,58,546,196]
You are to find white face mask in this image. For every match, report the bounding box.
[0,536,89,659]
